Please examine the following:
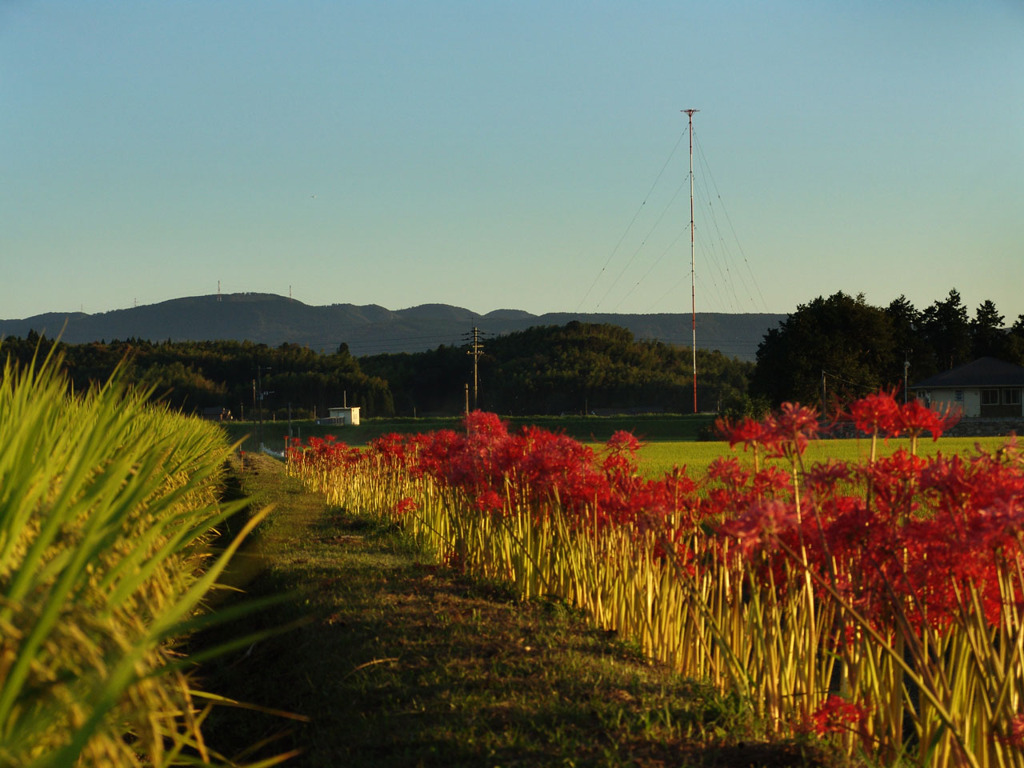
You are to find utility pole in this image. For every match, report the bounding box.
[256,367,264,450]
[683,108,699,414]
[255,364,272,451]
[904,352,911,404]
[251,379,257,444]
[465,326,484,410]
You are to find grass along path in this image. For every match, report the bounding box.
[201,453,854,768]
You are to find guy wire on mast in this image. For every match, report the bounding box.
[683,109,699,414]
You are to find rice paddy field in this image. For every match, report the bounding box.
[634,435,1013,478]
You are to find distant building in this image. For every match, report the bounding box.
[326,406,361,426]
[910,357,1024,418]
[200,406,233,421]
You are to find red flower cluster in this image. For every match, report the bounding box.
[809,695,870,737]
[288,394,1024,765]
[845,389,960,444]
[292,395,1024,640]
[717,402,821,468]
[714,395,1024,635]
[287,433,362,471]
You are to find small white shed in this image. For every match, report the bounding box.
[327,406,361,426]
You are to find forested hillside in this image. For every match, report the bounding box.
[0,333,393,418]
[361,322,755,416]
[1,322,755,419]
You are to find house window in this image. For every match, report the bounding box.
[981,389,1000,406]
[1004,389,1022,406]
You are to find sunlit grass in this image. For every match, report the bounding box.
[631,435,1014,478]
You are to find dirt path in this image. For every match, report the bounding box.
[200,453,843,768]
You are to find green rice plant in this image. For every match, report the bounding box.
[0,350,285,767]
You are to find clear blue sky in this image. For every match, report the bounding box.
[2,1,1022,323]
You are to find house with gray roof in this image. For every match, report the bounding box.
[910,357,1024,418]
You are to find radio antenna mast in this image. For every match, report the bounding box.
[682,109,699,413]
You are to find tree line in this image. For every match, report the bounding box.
[751,289,1024,408]
[0,333,393,419]
[5,289,1020,419]
[0,323,753,419]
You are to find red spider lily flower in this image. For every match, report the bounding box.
[393,497,418,517]
[463,409,509,439]
[719,498,800,557]
[764,402,821,458]
[606,429,643,455]
[750,465,794,497]
[601,431,643,481]
[803,459,853,497]
[845,390,904,439]
[473,488,505,515]
[716,415,767,450]
[656,468,700,523]
[814,494,872,559]
[707,456,751,488]
[810,695,870,737]
[412,429,464,484]
[367,432,410,470]
[918,453,972,502]
[866,448,926,521]
[898,399,960,444]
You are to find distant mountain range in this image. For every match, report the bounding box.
[0,293,784,362]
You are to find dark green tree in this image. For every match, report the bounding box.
[1009,316,1024,366]
[751,292,898,410]
[970,299,1014,361]
[0,336,396,418]
[919,289,972,372]
[884,295,930,398]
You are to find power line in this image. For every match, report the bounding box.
[463,326,485,410]
[598,174,689,311]
[692,130,769,313]
[575,115,768,319]
[575,128,688,313]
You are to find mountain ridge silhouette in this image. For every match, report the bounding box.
[0,293,782,361]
